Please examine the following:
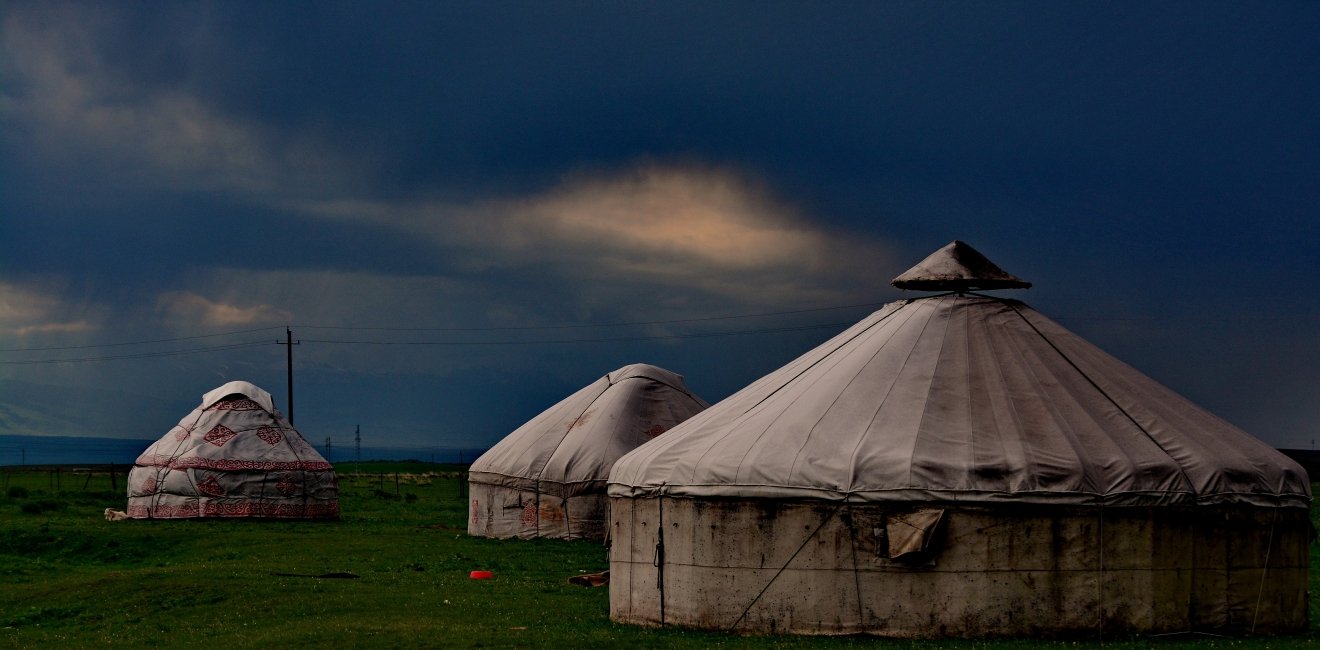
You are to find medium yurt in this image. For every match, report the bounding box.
[468,363,709,540]
[607,241,1310,638]
[126,380,339,519]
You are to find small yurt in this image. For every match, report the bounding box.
[607,242,1310,637]
[127,380,339,519]
[468,363,708,540]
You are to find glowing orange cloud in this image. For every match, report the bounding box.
[0,281,92,337]
[503,164,831,271]
[157,292,292,327]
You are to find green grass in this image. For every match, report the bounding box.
[0,468,1317,648]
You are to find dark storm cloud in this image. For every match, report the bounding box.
[1,1,1317,451]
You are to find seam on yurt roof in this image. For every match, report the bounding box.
[525,379,614,483]
[961,298,977,491]
[985,301,1049,488]
[966,290,1034,486]
[840,302,930,495]
[483,378,598,476]
[981,302,1036,493]
[1018,314,1157,497]
[1004,301,1198,496]
[788,300,917,487]
[727,372,812,485]
[1053,329,1293,499]
[734,302,910,427]
[1005,310,1102,495]
[493,392,592,473]
[687,302,910,487]
[904,295,953,489]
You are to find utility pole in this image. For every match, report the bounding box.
[278,327,300,424]
[325,437,333,463]
[355,425,361,475]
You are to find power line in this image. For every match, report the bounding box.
[0,326,284,352]
[0,341,271,365]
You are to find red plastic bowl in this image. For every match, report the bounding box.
[469,570,494,580]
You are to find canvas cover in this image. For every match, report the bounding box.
[127,380,339,519]
[468,363,708,538]
[608,295,1309,508]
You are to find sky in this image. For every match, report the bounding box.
[2,1,1317,459]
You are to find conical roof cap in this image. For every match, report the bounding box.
[892,240,1031,291]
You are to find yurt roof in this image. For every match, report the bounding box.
[135,380,330,472]
[609,248,1307,508]
[469,363,709,490]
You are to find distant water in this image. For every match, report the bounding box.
[0,434,483,467]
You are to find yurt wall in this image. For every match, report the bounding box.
[609,498,1309,636]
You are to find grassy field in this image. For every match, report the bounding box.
[0,463,1315,648]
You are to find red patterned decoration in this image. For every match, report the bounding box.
[206,398,264,411]
[197,475,226,497]
[275,475,298,497]
[203,425,238,447]
[128,501,340,519]
[256,425,284,446]
[135,455,333,471]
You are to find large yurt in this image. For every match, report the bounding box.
[127,381,339,519]
[607,241,1310,637]
[468,363,708,540]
